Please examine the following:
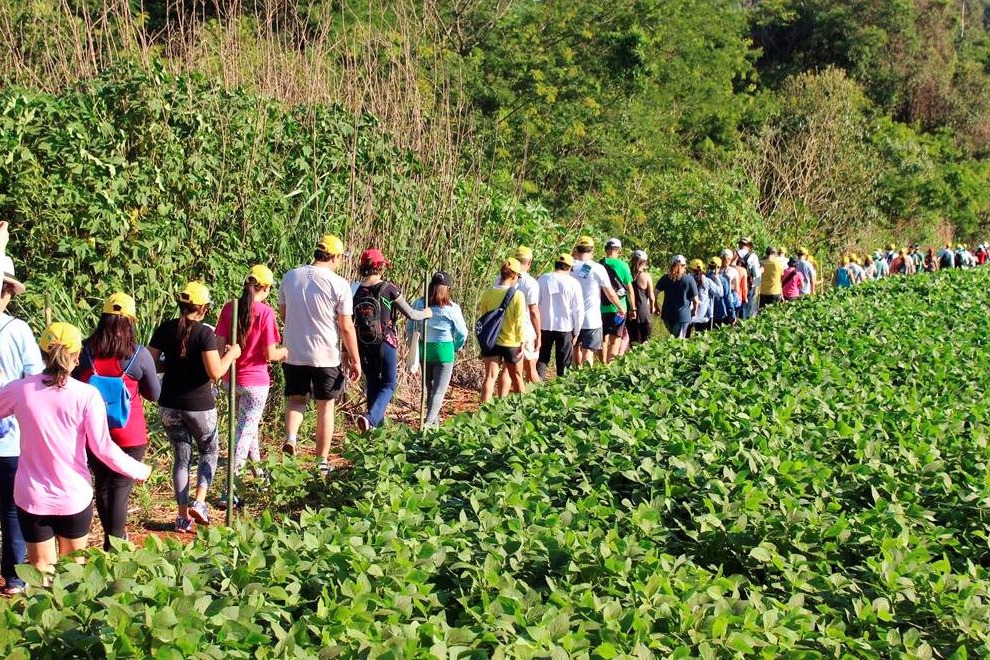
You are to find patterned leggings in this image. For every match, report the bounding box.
[233,385,269,475]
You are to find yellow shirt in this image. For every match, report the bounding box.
[479,285,526,347]
[760,258,784,296]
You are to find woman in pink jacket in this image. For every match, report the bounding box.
[0,322,151,576]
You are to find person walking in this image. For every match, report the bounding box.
[479,258,527,402]
[795,248,817,295]
[781,257,805,301]
[74,293,160,550]
[0,322,152,576]
[737,238,761,318]
[656,255,699,339]
[501,246,540,387]
[627,250,655,344]
[923,248,938,273]
[536,253,584,378]
[758,247,784,309]
[834,257,853,288]
[688,259,722,336]
[149,282,240,531]
[215,265,287,496]
[279,235,361,477]
[0,222,42,595]
[600,238,635,362]
[351,249,432,432]
[708,257,735,327]
[408,272,468,428]
[570,236,622,368]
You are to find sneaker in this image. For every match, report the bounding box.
[317,458,331,478]
[1,579,25,597]
[188,501,210,526]
[357,415,371,433]
[174,517,195,533]
[282,439,297,455]
[217,492,241,510]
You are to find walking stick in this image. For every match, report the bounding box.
[419,271,428,431]
[226,298,238,527]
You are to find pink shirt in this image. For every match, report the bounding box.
[216,302,281,387]
[0,374,151,516]
[781,267,805,300]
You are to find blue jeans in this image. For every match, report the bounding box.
[663,320,691,339]
[0,456,25,588]
[361,342,398,428]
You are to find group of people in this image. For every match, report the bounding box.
[0,226,981,595]
[832,242,987,285]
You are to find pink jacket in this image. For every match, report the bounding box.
[0,374,151,516]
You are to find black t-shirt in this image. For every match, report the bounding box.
[657,274,699,324]
[150,319,218,411]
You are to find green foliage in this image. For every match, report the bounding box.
[3,269,990,656]
[0,63,558,335]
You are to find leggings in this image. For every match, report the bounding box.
[90,444,146,551]
[161,407,218,507]
[424,362,454,427]
[233,385,269,475]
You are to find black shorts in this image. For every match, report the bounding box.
[602,312,627,337]
[481,344,522,364]
[18,503,93,543]
[283,364,347,401]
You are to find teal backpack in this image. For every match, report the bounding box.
[87,347,141,429]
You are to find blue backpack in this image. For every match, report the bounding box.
[475,287,517,354]
[87,347,141,429]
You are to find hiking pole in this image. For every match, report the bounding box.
[226,298,238,527]
[419,270,428,431]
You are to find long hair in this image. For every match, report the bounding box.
[499,262,518,283]
[176,301,207,358]
[428,282,452,308]
[42,344,76,388]
[630,254,646,275]
[236,281,258,347]
[87,314,137,361]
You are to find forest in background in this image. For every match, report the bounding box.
[2,0,990,329]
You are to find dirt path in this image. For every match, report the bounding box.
[96,383,483,548]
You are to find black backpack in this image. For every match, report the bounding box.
[599,260,626,298]
[354,282,387,346]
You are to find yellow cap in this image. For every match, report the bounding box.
[797,247,809,256]
[248,264,275,287]
[709,256,722,268]
[40,322,82,354]
[575,235,595,249]
[504,257,522,274]
[316,234,347,256]
[888,243,896,250]
[103,292,137,321]
[514,246,534,261]
[557,253,574,267]
[690,258,705,270]
[179,281,211,306]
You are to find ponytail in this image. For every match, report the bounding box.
[42,344,76,388]
[237,282,255,347]
[176,301,206,358]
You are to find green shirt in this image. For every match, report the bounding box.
[600,258,633,314]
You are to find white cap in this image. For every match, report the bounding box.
[1,256,25,295]
[605,238,622,249]
[632,249,648,261]
[671,254,687,266]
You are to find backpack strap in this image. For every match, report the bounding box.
[122,346,142,378]
[499,286,517,311]
[84,345,101,377]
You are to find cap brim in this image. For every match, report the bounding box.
[4,276,25,295]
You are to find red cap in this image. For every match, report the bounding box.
[360,248,390,270]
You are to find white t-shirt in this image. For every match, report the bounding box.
[517,272,539,342]
[538,271,584,333]
[570,259,610,330]
[278,265,353,368]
